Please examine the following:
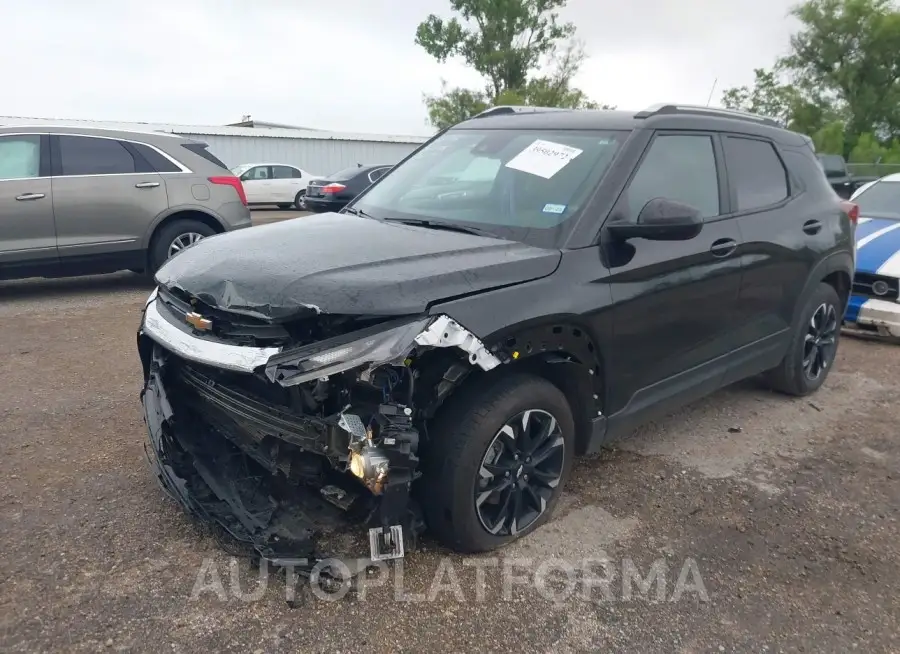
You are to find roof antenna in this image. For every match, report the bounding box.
[705,78,718,107]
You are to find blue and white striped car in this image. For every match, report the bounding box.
[843,173,900,339]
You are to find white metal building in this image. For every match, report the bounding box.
[0,116,429,176]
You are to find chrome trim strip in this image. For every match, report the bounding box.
[142,297,281,373]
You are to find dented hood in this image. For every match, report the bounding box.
[154,212,561,321]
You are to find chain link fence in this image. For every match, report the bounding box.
[846,163,900,178]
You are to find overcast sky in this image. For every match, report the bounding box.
[4,0,798,136]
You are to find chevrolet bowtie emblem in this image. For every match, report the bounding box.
[185,312,213,331]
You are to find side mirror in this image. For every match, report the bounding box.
[239,173,250,182]
[607,198,704,241]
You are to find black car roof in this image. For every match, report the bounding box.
[452,104,810,147]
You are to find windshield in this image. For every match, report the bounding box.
[231,164,252,176]
[352,128,628,247]
[853,180,900,219]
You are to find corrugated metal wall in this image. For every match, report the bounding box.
[181,133,423,175]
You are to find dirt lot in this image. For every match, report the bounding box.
[1,214,898,652]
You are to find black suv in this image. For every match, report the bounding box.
[138,104,854,573]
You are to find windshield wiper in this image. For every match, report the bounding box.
[384,218,493,237]
[341,206,377,219]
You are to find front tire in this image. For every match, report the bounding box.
[420,373,575,553]
[764,282,842,396]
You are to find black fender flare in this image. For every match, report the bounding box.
[484,320,606,435]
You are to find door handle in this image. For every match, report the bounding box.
[15,193,45,201]
[710,238,737,258]
[803,219,822,235]
[135,182,160,189]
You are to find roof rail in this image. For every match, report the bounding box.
[634,103,782,127]
[473,105,571,119]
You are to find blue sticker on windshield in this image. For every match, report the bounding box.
[542,203,567,214]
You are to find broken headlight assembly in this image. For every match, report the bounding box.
[265,314,500,387]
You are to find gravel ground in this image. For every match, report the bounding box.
[1,224,898,652]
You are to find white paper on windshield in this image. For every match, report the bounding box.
[504,139,583,179]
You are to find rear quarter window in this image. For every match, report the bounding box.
[180,142,229,170]
[130,141,183,173]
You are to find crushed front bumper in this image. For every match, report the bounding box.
[140,344,420,574]
[843,294,900,341]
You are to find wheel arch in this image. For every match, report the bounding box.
[418,318,606,456]
[142,208,228,270]
[797,250,854,322]
[142,206,228,250]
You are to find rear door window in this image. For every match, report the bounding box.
[0,135,41,179]
[272,165,300,179]
[723,136,789,211]
[58,135,136,176]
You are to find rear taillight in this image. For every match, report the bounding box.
[840,199,859,225]
[208,176,248,206]
[322,183,346,194]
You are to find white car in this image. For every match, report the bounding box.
[231,163,323,209]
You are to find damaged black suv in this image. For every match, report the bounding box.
[138,104,854,573]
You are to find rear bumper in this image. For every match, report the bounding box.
[843,293,900,340]
[303,197,346,213]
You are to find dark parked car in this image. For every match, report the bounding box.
[817,153,879,199]
[304,164,391,213]
[0,125,251,280]
[138,104,854,579]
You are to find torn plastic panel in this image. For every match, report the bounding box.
[141,344,425,580]
[265,313,502,388]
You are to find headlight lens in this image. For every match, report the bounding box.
[265,317,431,387]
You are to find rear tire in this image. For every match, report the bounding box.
[149,219,216,273]
[294,191,306,210]
[419,373,575,553]
[764,282,842,396]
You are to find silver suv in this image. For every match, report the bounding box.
[0,125,252,280]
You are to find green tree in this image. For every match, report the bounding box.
[811,120,846,154]
[721,0,900,158]
[423,83,490,131]
[721,68,798,125]
[782,0,900,142]
[720,67,834,136]
[416,0,604,129]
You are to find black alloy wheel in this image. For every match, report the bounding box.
[474,408,565,536]
[803,302,838,381]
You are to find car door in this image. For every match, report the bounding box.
[239,165,273,203]
[50,134,168,262]
[722,133,819,377]
[601,131,744,423]
[272,165,303,202]
[0,133,58,275]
